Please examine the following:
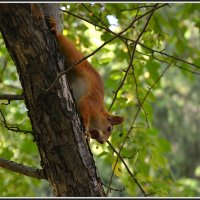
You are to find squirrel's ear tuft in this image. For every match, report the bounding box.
[107,115,124,125]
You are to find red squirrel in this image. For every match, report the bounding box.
[46,16,124,144]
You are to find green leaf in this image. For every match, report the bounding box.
[112,160,122,177]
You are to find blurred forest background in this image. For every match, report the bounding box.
[0,3,200,197]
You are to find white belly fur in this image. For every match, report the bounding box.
[68,73,88,104]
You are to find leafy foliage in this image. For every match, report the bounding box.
[0,3,200,197]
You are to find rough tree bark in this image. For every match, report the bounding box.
[0,4,105,197]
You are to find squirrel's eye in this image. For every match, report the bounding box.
[107,126,112,132]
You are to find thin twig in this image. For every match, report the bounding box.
[0,109,32,134]
[107,141,147,196]
[138,43,200,70]
[0,157,45,180]
[135,50,200,76]
[102,181,125,193]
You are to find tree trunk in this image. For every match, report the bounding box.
[0,3,105,197]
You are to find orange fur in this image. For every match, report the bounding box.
[47,16,124,144]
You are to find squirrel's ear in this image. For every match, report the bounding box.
[108,115,124,125]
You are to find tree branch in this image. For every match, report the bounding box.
[0,157,45,180]
[0,94,24,101]
[107,141,147,196]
